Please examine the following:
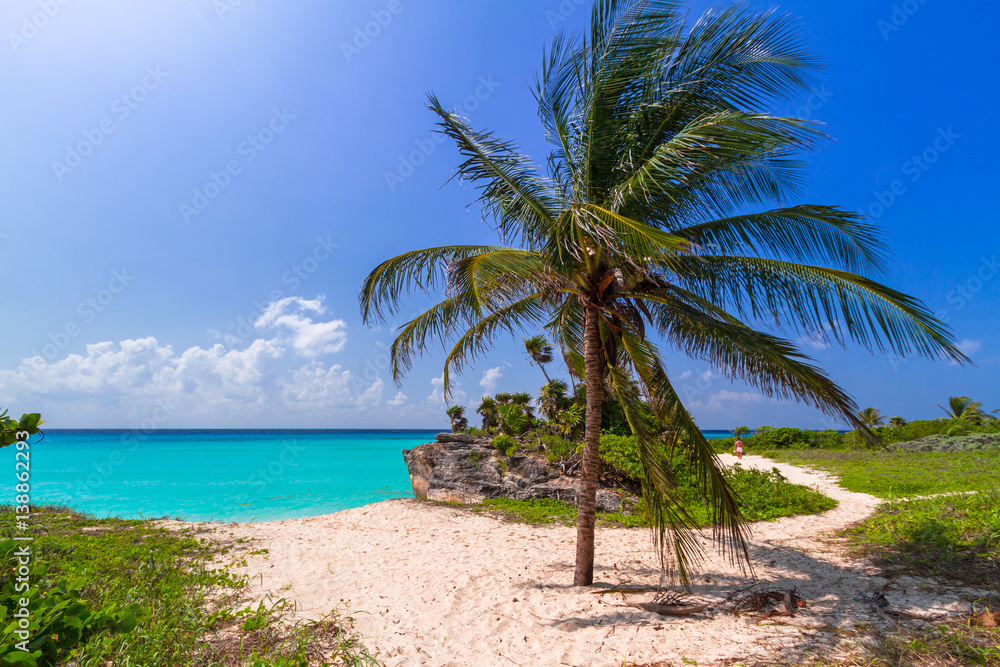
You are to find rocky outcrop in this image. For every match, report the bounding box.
[434,432,474,444]
[401,442,625,512]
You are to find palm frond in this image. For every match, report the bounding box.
[360,245,507,324]
[670,256,967,362]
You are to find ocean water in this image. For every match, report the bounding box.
[8,429,732,523]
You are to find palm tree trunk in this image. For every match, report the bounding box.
[574,304,603,586]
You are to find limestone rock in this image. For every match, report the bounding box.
[434,432,474,444]
[402,442,626,512]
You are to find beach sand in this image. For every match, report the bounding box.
[196,455,981,666]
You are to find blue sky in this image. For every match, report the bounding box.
[1,0,997,429]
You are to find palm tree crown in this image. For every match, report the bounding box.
[935,396,985,421]
[858,407,885,428]
[524,335,555,383]
[360,0,965,586]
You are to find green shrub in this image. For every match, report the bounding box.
[539,435,581,463]
[1,539,141,665]
[746,426,813,449]
[598,433,646,480]
[491,434,519,456]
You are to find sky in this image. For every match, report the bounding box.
[1,0,997,430]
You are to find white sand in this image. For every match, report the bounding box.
[197,454,981,666]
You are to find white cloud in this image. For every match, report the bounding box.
[479,366,502,395]
[387,391,408,407]
[427,374,465,407]
[957,338,982,357]
[0,298,379,426]
[254,296,346,356]
[678,370,692,380]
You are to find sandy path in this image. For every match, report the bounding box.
[200,454,979,666]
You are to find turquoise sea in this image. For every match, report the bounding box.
[9,429,732,523]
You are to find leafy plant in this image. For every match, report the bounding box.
[0,410,43,448]
[1,539,140,666]
[490,434,518,456]
[496,404,529,436]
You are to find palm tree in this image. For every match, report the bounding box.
[524,335,555,383]
[888,415,906,428]
[539,378,570,421]
[858,407,885,428]
[935,396,985,421]
[360,1,965,586]
[446,405,468,432]
[511,391,536,422]
[476,396,499,431]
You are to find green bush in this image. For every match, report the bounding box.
[539,435,581,463]
[746,426,814,449]
[491,434,519,456]
[598,433,646,480]
[878,419,959,445]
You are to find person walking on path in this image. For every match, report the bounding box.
[734,438,744,460]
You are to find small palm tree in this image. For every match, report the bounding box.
[477,396,499,431]
[493,392,514,405]
[935,396,985,421]
[539,379,570,421]
[858,407,885,428]
[888,415,906,428]
[511,392,535,421]
[446,405,468,432]
[523,335,555,383]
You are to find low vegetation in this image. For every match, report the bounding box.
[763,449,1000,498]
[0,505,379,666]
[469,456,835,529]
[846,490,1000,589]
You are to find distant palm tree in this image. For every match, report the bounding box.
[858,407,885,428]
[493,392,514,405]
[360,0,965,585]
[888,415,906,428]
[523,335,555,383]
[539,378,570,421]
[511,391,535,422]
[935,396,986,421]
[476,397,498,431]
[446,405,468,432]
